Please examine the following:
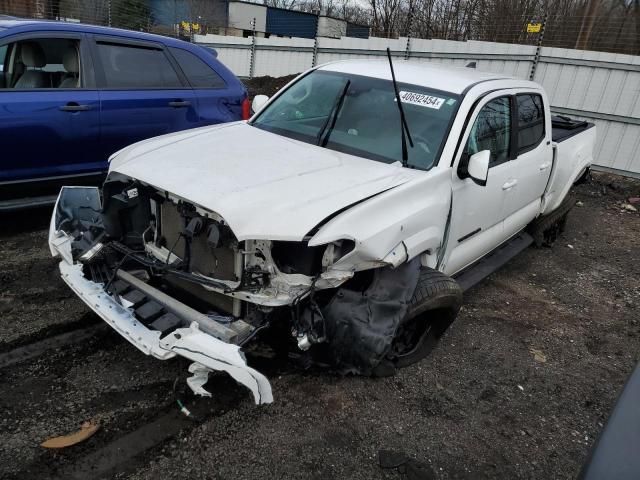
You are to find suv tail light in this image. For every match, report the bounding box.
[242,97,251,120]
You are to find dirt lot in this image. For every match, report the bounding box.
[244,74,296,99]
[0,172,638,480]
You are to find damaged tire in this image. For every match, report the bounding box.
[322,260,461,376]
[385,268,463,369]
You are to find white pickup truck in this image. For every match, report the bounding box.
[49,59,595,404]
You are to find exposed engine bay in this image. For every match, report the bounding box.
[49,174,424,403]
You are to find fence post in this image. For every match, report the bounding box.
[529,12,547,81]
[249,18,256,78]
[404,2,414,60]
[312,14,319,67]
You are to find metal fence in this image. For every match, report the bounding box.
[1,1,639,55]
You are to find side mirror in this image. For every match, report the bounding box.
[467,150,490,186]
[251,94,269,114]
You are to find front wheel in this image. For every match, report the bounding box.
[385,268,463,368]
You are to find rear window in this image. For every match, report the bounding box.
[517,94,545,152]
[169,47,226,88]
[96,42,182,89]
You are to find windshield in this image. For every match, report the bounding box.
[251,70,460,170]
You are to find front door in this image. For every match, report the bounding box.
[91,37,199,161]
[0,33,101,183]
[443,94,517,276]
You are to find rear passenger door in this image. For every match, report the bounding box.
[0,32,101,183]
[167,46,240,125]
[502,91,552,238]
[91,37,199,161]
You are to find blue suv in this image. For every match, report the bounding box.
[0,18,249,210]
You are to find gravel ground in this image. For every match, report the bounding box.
[0,172,638,480]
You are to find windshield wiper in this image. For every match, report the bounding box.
[386,48,413,168]
[317,79,351,147]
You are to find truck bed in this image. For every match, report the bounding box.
[542,117,597,216]
[552,115,595,143]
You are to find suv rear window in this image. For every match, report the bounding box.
[169,47,225,88]
[96,43,182,89]
[517,94,545,152]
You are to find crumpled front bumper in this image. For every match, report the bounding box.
[49,188,273,405]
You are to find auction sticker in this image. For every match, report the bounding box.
[399,91,445,109]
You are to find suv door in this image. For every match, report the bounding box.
[91,36,199,161]
[502,92,552,238]
[167,46,242,125]
[444,94,518,276]
[0,32,101,184]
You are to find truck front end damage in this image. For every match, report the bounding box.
[49,183,274,404]
[50,172,424,403]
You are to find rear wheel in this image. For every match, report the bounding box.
[528,195,575,247]
[385,268,462,369]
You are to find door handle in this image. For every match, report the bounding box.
[59,103,91,112]
[502,179,518,190]
[539,162,552,171]
[168,100,191,108]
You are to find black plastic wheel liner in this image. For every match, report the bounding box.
[322,258,421,374]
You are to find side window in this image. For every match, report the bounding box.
[168,47,226,88]
[95,42,182,89]
[0,38,82,89]
[517,94,545,152]
[466,97,511,165]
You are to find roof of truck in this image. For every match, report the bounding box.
[319,59,532,95]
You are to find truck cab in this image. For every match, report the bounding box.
[439,81,594,275]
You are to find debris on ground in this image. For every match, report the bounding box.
[628,197,640,204]
[530,348,547,363]
[41,421,100,449]
[622,203,637,212]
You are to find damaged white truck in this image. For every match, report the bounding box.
[49,58,595,404]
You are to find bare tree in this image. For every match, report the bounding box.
[263,0,300,9]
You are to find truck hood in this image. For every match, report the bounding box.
[110,122,419,241]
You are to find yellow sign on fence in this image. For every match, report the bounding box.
[180,21,201,33]
[527,23,542,33]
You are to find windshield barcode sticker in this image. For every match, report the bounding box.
[399,91,445,109]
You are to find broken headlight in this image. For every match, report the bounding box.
[270,239,354,275]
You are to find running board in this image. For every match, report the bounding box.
[454,232,534,292]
